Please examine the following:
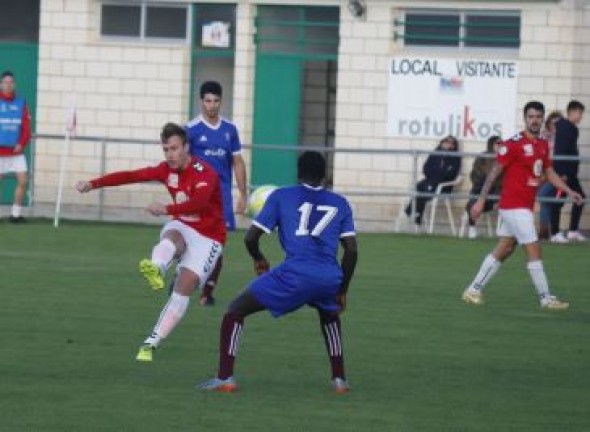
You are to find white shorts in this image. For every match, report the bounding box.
[160,220,223,289]
[497,209,538,245]
[0,154,27,174]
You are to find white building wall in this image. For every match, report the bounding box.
[31,0,590,231]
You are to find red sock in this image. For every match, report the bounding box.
[320,314,345,379]
[218,312,243,380]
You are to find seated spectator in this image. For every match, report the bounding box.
[464,135,503,238]
[537,110,563,240]
[404,135,461,226]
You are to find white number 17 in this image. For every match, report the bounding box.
[295,202,338,236]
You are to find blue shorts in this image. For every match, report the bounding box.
[248,262,342,317]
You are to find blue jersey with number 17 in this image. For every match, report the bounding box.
[252,184,356,270]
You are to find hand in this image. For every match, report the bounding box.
[569,191,584,206]
[13,144,23,154]
[253,258,270,275]
[235,193,247,214]
[76,180,92,193]
[470,199,484,222]
[147,202,168,216]
[337,292,347,314]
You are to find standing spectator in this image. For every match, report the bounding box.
[462,101,583,310]
[463,135,503,239]
[0,71,31,223]
[537,110,563,239]
[76,123,226,362]
[404,135,461,226]
[185,81,248,305]
[198,151,357,393]
[549,100,585,243]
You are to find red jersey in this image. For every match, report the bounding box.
[90,157,226,244]
[497,132,551,210]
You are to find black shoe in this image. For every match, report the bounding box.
[199,295,215,307]
[9,216,25,223]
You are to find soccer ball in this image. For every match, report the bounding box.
[247,185,277,218]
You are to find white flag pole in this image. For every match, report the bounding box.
[54,96,76,228]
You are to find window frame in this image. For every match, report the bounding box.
[99,1,191,44]
[396,9,521,51]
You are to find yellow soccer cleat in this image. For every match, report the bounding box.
[135,344,155,362]
[462,288,484,305]
[540,295,569,310]
[139,259,164,291]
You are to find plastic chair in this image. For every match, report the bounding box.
[427,175,463,235]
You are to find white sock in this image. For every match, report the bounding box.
[11,205,22,217]
[146,292,190,347]
[527,260,550,299]
[151,238,176,274]
[468,254,501,292]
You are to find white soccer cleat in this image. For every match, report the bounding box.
[566,231,586,242]
[462,288,484,305]
[468,226,478,239]
[550,232,569,244]
[540,295,569,310]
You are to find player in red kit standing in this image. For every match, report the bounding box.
[462,101,583,310]
[76,123,226,361]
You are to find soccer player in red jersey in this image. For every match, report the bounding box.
[76,122,226,360]
[462,101,583,310]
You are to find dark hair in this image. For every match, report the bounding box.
[523,101,545,117]
[486,135,502,153]
[544,110,562,130]
[200,81,222,99]
[1,70,14,79]
[160,122,187,144]
[566,100,585,113]
[438,135,459,151]
[298,151,326,184]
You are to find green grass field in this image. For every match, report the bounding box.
[1,220,589,431]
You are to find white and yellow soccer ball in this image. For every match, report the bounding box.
[247,185,277,218]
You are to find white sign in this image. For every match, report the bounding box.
[388,56,518,140]
[202,21,230,48]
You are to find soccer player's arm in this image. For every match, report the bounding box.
[76,165,163,193]
[14,103,31,154]
[232,153,248,214]
[244,225,270,275]
[231,127,248,214]
[471,143,509,220]
[338,234,358,314]
[545,167,583,205]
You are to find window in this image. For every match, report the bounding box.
[100,2,189,41]
[0,0,40,42]
[395,10,520,49]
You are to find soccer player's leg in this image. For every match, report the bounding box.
[139,227,184,291]
[315,307,349,394]
[463,221,517,307]
[522,242,569,310]
[197,288,265,392]
[199,255,223,306]
[136,268,198,361]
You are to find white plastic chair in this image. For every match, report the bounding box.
[427,175,463,235]
[395,175,463,234]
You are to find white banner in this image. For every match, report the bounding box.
[388,56,518,140]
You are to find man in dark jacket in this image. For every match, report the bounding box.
[404,135,462,225]
[549,100,585,243]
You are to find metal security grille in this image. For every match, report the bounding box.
[395,10,521,49]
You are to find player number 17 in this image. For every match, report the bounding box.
[295,202,338,236]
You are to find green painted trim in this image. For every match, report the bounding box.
[394,19,519,29]
[394,32,519,44]
[254,17,339,28]
[257,51,338,61]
